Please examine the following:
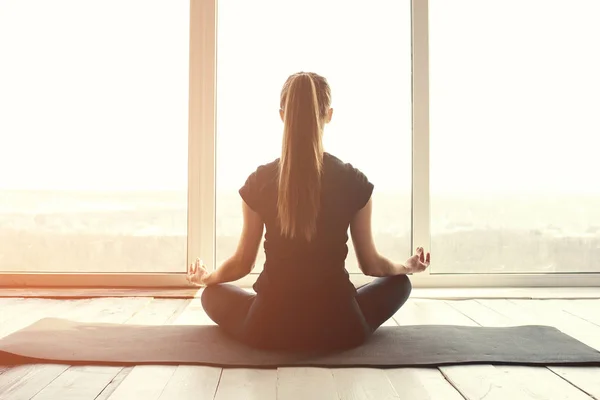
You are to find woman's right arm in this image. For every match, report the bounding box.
[349,197,409,277]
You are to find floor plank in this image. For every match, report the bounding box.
[180,294,277,400]
[395,300,554,400]
[171,297,215,325]
[482,299,600,350]
[106,366,179,400]
[494,365,592,400]
[0,298,31,374]
[30,366,124,400]
[95,367,134,400]
[551,367,600,400]
[274,299,402,399]
[154,298,223,400]
[20,298,151,400]
[441,364,548,400]
[274,296,401,399]
[447,300,594,400]
[479,299,600,399]
[0,298,89,338]
[157,366,221,400]
[0,298,28,325]
[124,298,190,325]
[214,369,277,400]
[445,298,516,327]
[0,364,72,400]
[101,299,192,400]
[379,301,465,400]
[2,287,600,300]
[333,368,400,399]
[0,297,218,400]
[332,303,449,400]
[101,298,222,400]
[108,298,221,400]
[277,367,338,400]
[410,287,600,300]
[66,297,152,323]
[395,299,478,326]
[0,299,92,400]
[1,295,598,399]
[559,300,600,326]
[386,368,465,400]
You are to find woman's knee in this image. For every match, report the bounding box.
[376,274,412,294]
[395,274,412,296]
[200,284,224,315]
[385,274,412,305]
[201,283,255,324]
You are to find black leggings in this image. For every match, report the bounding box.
[201,274,412,351]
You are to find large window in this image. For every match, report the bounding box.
[429,0,600,274]
[3,0,599,286]
[215,0,413,274]
[0,0,190,272]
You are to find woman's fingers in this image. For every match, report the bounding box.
[414,247,430,265]
[186,258,208,286]
[187,264,196,283]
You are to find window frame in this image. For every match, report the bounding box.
[2,0,599,289]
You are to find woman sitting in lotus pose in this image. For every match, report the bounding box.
[187,71,430,351]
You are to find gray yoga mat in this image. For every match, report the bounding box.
[1,318,600,367]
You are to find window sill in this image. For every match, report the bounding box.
[1,272,599,298]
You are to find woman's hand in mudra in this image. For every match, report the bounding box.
[404,247,431,274]
[187,258,209,286]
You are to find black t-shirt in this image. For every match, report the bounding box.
[239,152,374,301]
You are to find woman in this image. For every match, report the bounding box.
[187,72,430,351]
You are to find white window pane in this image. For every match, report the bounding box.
[0,0,190,272]
[216,0,412,273]
[430,0,600,274]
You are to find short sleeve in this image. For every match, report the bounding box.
[348,165,374,211]
[239,167,263,213]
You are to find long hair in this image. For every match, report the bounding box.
[277,72,331,242]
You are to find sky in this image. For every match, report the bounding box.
[0,0,599,195]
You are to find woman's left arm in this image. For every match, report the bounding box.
[202,200,264,285]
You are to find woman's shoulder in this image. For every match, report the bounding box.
[240,158,280,205]
[247,158,280,184]
[249,153,370,184]
[324,153,374,210]
[257,158,280,174]
[324,153,369,180]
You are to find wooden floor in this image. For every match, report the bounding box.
[1,294,600,399]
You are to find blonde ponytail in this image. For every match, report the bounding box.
[277,72,330,241]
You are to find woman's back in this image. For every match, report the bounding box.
[240,152,373,300]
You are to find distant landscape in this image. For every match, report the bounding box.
[1,190,599,275]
